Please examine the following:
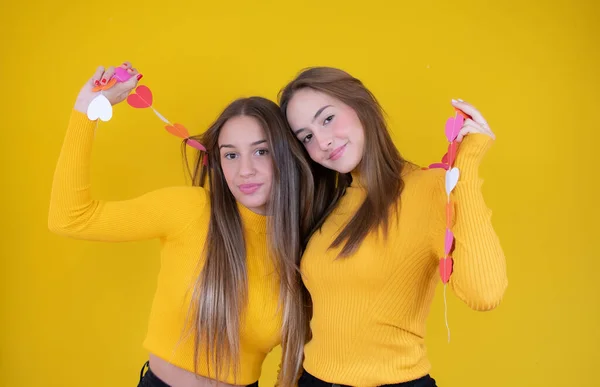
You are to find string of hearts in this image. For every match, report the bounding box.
[86,71,207,163]
[422,108,469,343]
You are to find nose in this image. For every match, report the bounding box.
[313,131,333,151]
[239,153,256,178]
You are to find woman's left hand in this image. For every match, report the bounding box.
[451,99,496,142]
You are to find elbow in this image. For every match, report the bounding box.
[47,210,74,237]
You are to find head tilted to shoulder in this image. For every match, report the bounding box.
[279,67,407,256]
[182,96,313,386]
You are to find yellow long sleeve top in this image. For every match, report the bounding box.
[301,134,507,386]
[48,110,283,385]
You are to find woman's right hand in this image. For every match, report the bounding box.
[74,62,142,114]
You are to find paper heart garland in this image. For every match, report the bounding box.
[87,94,112,121]
[127,85,153,108]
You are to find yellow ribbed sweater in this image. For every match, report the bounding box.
[301,134,507,386]
[48,110,282,385]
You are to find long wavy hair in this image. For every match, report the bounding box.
[182,97,314,386]
[279,67,407,257]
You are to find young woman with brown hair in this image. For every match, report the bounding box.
[279,67,508,387]
[48,63,314,387]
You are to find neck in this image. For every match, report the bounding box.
[236,202,267,233]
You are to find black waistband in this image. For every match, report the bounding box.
[298,369,437,387]
[139,361,259,387]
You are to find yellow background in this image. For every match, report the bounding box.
[1,0,598,386]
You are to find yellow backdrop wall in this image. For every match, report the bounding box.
[1,0,598,386]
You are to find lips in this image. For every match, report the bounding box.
[238,183,263,194]
[328,143,347,161]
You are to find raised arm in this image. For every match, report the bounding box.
[48,64,206,242]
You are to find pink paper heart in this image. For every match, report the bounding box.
[127,85,153,108]
[445,115,465,142]
[444,229,454,256]
[113,67,132,82]
[428,163,449,170]
[186,139,206,151]
[439,257,453,284]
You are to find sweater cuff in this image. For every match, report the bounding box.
[69,108,98,131]
[454,133,494,180]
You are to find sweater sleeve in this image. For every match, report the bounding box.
[48,109,207,242]
[431,133,507,311]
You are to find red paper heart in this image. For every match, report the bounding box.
[127,85,153,108]
[439,257,453,284]
[446,141,458,166]
[441,152,448,164]
[428,163,449,170]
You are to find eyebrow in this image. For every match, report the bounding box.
[294,105,332,135]
[219,139,267,149]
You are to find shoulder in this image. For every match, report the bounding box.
[401,162,445,191]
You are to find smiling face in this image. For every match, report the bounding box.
[218,115,273,214]
[285,88,365,174]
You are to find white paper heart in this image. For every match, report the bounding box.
[87,94,113,121]
[445,167,460,196]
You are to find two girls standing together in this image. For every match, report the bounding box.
[48,63,507,387]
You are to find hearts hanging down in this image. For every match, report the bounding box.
[127,85,153,108]
[439,257,454,284]
[444,229,454,256]
[445,115,465,142]
[445,167,460,196]
[87,94,113,121]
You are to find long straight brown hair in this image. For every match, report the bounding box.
[182,97,314,386]
[279,67,407,257]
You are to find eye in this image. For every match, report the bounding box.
[255,148,269,156]
[302,133,313,144]
[323,115,334,125]
[224,152,237,160]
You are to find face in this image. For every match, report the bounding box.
[286,88,365,173]
[218,115,273,215]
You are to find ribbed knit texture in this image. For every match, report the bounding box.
[48,110,282,385]
[301,133,507,386]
